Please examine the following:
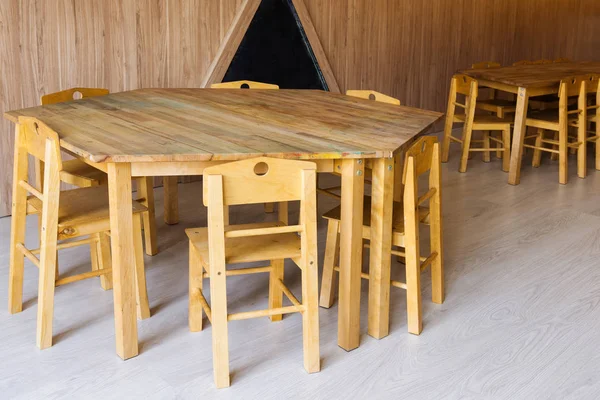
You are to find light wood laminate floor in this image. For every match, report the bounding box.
[1,139,600,399]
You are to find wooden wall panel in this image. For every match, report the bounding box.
[304,0,600,111]
[1,0,599,216]
[0,0,241,216]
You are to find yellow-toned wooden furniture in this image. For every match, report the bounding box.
[40,88,158,256]
[8,117,150,350]
[442,75,512,172]
[512,59,574,110]
[319,137,443,335]
[458,62,600,184]
[186,157,319,388]
[211,80,281,216]
[346,90,401,105]
[210,80,279,90]
[317,90,402,202]
[472,62,517,118]
[5,88,442,358]
[525,75,599,184]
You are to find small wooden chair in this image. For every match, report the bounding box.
[319,137,443,335]
[210,80,279,90]
[317,90,402,201]
[525,75,599,183]
[186,157,320,388]
[442,75,512,172]
[8,117,150,350]
[211,81,282,217]
[40,88,158,256]
[472,62,517,118]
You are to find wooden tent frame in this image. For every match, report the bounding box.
[201,0,340,93]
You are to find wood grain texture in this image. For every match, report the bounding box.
[5,89,442,163]
[3,149,600,397]
[463,62,600,88]
[1,0,599,215]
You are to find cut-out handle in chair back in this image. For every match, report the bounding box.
[203,157,316,207]
[346,90,401,105]
[41,88,110,105]
[210,80,279,90]
[18,118,63,172]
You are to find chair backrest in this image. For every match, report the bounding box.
[41,88,110,105]
[471,61,501,69]
[203,157,317,245]
[17,117,63,171]
[210,81,279,90]
[402,136,441,218]
[346,90,401,105]
[558,74,600,126]
[512,59,553,66]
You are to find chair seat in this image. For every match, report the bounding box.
[61,159,106,186]
[454,113,513,127]
[323,197,430,237]
[186,222,302,265]
[526,109,578,126]
[28,186,146,236]
[476,98,517,111]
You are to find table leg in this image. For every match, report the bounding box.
[108,163,139,360]
[508,87,529,185]
[337,159,364,351]
[368,158,394,339]
[163,176,179,225]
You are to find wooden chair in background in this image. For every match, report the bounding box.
[186,157,320,388]
[525,75,599,184]
[471,62,517,159]
[319,136,443,335]
[210,80,283,219]
[40,88,158,256]
[317,90,402,202]
[8,117,150,349]
[442,75,512,172]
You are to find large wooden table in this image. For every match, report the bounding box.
[6,89,441,359]
[461,62,600,185]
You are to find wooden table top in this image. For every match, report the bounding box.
[4,89,442,163]
[461,62,600,88]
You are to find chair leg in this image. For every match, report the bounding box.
[559,127,568,184]
[319,219,340,308]
[577,118,587,179]
[133,216,150,320]
[404,165,422,335]
[268,259,285,322]
[551,132,559,161]
[301,247,320,374]
[496,110,504,159]
[278,202,289,225]
[163,176,179,225]
[532,129,544,168]
[430,148,444,304]
[482,131,491,162]
[502,129,511,172]
[137,177,158,256]
[596,121,600,171]
[9,136,29,314]
[90,233,112,290]
[189,244,204,332]
[209,256,230,388]
[458,126,474,173]
[97,232,113,290]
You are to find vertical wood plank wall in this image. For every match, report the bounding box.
[0,0,598,216]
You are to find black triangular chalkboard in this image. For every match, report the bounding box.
[222,0,328,90]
